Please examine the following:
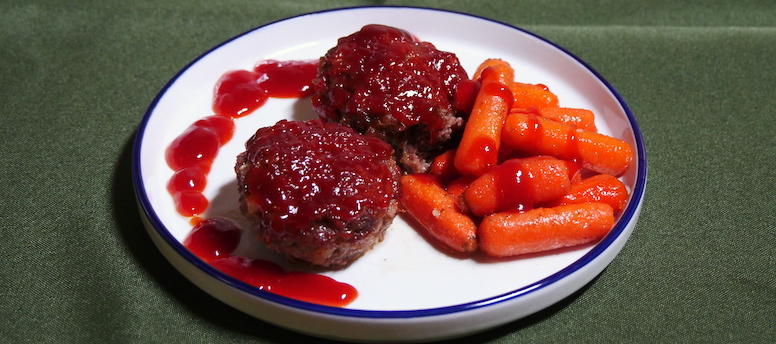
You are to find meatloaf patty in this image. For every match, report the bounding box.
[235,119,401,267]
[312,24,469,173]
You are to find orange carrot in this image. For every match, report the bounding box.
[429,149,461,185]
[565,160,583,184]
[446,174,477,216]
[462,156,571,217]
[452,79,480,114]
[512,107,598,132]
[479,202,615,257]
[545,174,629,212]
[501,112,633,176]
[472,58,514,83]
[400,174,478,253]
[446,175,476,199]
[454,65,514,176]
[510,82,559,109]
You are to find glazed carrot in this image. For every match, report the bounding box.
[545,174,629,212]
[479,202,615,257]
[472,58,514,83]
[400,174,478,253]
[462,156,571,217]
[454,65,515,176]
[446,175,476,199]
[502,112,633,176]
[541,107,597,132]
[452,79,480,114]
[429,149,461,185]
[565,160,583,184]
[510,82,559,109]
[512,107,598,132]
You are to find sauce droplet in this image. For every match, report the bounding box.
[213,70,268,118]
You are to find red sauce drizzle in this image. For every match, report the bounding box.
[166,61,317,216]
[185,218,358,307]
[165,116,235,217]
[564,126,583,163]
[254,60,318,98]
[183,217,241,262]
[213,60,318,117]
[464,82,514,171]
[523,113,543,153]
[452,79,480,114]
[491,159,534,212]
[467,135,499,172]
[165,59,358,307]
[212,70,268,118]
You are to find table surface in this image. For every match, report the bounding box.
[1,1,774,343]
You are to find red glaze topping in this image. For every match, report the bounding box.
[453,79,481,114]
[237,119,399,236]
[312,24,467,141]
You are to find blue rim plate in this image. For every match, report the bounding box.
[132,6,647,342]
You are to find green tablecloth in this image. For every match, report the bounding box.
[1,1,774,343]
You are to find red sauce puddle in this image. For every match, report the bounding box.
[163,59,358,307]
[185,218,358,307]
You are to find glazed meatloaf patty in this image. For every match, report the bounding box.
[312,24,469,173]
[235,119,401,267]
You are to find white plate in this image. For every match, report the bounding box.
[133,6,647,342]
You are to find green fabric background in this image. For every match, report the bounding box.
[1,0,774,343]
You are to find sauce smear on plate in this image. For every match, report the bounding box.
[213,60,318,117]
[165,59,357,307]
[185,218,358,307]
[166,61,316,217]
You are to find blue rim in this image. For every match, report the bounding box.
[132,5,648,319]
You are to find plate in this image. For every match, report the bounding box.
[133,6,647,342]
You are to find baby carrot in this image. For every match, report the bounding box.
[479,202,615,257]
[453,79,480,114]
[429,149,461,185]
[454,65,515,176]
[511,107,598,132]
[502,112,633,176]
[565,160,583,184]
[510,82,559,109]
[462,156,571,217]
[472,58,515,83]
[400,174,478,253]
[446,175,477,199]
[545,174,629,212]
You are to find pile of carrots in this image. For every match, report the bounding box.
[400,59,634,257]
